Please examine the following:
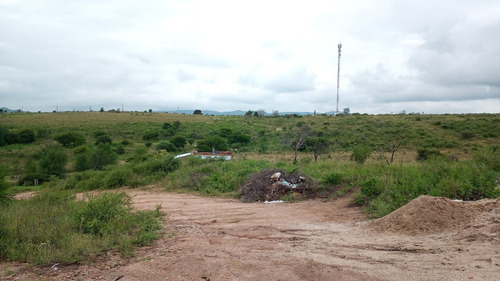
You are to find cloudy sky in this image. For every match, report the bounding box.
[1,0,499,114]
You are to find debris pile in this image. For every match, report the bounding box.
[369,195,500,237]
[240,169,316,203]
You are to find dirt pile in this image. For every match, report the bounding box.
[240,169,316,202]
[370,195,500,236]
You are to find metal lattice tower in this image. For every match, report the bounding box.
[336,42,342,115]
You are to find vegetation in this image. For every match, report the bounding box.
[0,111,499,264]
[0,191,163,264]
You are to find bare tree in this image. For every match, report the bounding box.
[381,136,404,165]
[257,109,266,118]
[282,124,311,163]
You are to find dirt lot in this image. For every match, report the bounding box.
[3,189,500,281]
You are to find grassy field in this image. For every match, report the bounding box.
[1,111,499,265]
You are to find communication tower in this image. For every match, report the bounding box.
[336,42,342,115]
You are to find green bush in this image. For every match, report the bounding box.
[73,193,131,236]
[17,129,36,144]
[0,191,163,265]
[103,168,133,188]
[133,156,180,176]
[55,133,85,148]
[416,148,442,161]
[350,146,371,164]
[322,172,344,185]
[171,135,187,150]
[39,145,67,178]
[197,135,229,152]
[156,142,176,152]
[142,131,159,141]
[95,135,112,145]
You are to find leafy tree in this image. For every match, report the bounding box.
[193,109,202,115]
[197,135,229,152]
[100,107,104,112]
[76,143,118,171]
[171,135,187,150]
[39,145,67,177]
[245,110,253,117]
[55,133,85,148]
[307,136,330,162]
[89,143,117,170]
[343,107,350,115]
[228,132,251,146]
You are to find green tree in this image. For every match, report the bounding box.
[75,143,118,171]
[197,135,229,152]
[39,146,67,177]
[171,135,187,150]
[193,109,202,115]
[307,136,330,162]
[90,143,117,170]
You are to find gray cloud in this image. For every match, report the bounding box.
[1,0,499,114]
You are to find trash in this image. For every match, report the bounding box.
[240,169,316,203]
[264,200,285,204]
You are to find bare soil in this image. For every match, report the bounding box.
[3,189,500,281]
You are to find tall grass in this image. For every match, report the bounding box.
[0,191,163,264]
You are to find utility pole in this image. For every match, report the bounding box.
[336,42,342,115]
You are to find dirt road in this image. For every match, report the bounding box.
[4,189,500,280]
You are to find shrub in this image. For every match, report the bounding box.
[39,145,67,178]
[142,131,159,141]
[156,142,176,152]
[322,172,344,185]
[416,148,442,161]
[0,166,10,204]
[95,135,112,145]
[350,146,371,164]
[171,135,187,150]
[0,125,11,146]
[73,193,131,236]
[55,133,85,148]
[75,143,118,171]
[17,129,36,144]
[133,156,180,176]
[0,191,163,265]
[103,168,133,188]
[197,135,229,152]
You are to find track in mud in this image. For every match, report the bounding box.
[4,189,500,281]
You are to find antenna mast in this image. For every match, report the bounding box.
[336,42,342,115]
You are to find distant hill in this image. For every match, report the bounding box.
[0,107,21,113]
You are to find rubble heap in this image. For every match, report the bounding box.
[240,169,316,203]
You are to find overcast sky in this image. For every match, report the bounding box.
[1,0,499,114]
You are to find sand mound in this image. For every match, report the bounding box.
[240,169,316,202]
[370,195,500,236]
